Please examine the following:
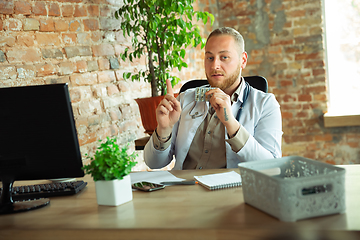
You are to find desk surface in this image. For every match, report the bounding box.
[1,166,360,240]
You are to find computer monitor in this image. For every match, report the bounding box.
[0,83,84,214]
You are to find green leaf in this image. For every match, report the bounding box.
[82,137,137,181]
[180,49,186,58]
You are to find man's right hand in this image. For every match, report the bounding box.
[155,79,181,141]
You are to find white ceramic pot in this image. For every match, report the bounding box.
[95,175,133,206]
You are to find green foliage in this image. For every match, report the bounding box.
[82,137,137,181]
[115,0,214,97]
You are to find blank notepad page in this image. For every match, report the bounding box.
[194,171,242,190]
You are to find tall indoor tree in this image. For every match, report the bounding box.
[115,0,214,97]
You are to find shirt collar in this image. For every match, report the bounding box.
[230,76,246,104]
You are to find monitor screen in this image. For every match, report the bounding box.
[0,83,84,181]
[0,83,84,214]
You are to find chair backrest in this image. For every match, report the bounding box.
[179,76,268,93]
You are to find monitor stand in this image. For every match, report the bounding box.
[0,176,50,215]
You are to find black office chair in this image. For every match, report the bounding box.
[179,75,268,93]
[135,76,268,150]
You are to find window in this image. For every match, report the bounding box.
[323,0,360,116]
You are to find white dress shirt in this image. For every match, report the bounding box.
[144,82,283,170]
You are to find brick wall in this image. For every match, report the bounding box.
[1,0,358,171]
[0,0,216,171]
[0,0,149,169]
[217,0,360,164]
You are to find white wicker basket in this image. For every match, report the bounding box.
[238,156,346,222]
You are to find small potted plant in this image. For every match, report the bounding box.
[82,137,137,206]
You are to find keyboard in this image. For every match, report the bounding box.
[0,180,87,201]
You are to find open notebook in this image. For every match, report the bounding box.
[194,171,242,190]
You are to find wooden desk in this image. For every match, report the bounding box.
[1,166,360,240]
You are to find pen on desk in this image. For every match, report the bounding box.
[160,181,197,186]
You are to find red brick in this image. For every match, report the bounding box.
[314,134,333,142]
[87,5,99,17]
[1,36,16,47]
[312,68,325,76]
[280,80,292,87]
[287,119,303,127]
[91,32,102,43]
[0,0,14,14]
[293,28,308,36]
[39,19,55,32]
[69,20,81,32]
[283,94,296,102]
[298,94,312,102]
[296,111,309,118]
[271,39,294,46]
[304,60,324,69]
[281,111,293,119]
[92,44,115,57]
[100,5,112,17]
[98,58,110,70]
[269,46,282,55]
[93,85,107,97]
[294,17,322,27]
[58,62,76,75]
[295,52,320,61]
[48,3,60,16]
[304,85,326,94]
[70,72,98,86]
[36,33,61,46]
[0,66,16,80]
[285,46,301,53]
[75,61,87,73]
[0,19,2,30]
[16,34,35,47]
[4,18,22,31]
[118,81,130,92]
[6,48,41,63]
[23,18,39,31]
[74,5,87,17]
[69,88,82,103]
[347,142,359,148]
[314,94,327,101]
[83,19,99,31]
[98,70,116,83]
[55,20,69,32]
[44,76,70,85]
[62,5,74,17]
[287,10,306,18]
[78,132,97,146]
[62,33,77,45]
[33,2,47,16]
[107,84,119,95]
[15,1,32,15]
[36,63,58,77]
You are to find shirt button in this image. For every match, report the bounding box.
[204,150,209,153]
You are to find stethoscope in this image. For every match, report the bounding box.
[189,82,250,120]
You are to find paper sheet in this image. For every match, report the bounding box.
[130,171,185,184]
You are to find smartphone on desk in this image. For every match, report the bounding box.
[132,181,165,192]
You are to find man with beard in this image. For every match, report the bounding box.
[144,27,283,170]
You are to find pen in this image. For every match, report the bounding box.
[160,181,197,186]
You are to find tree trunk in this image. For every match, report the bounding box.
[148,50,158,97]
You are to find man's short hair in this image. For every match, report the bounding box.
[206,27,245,55]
